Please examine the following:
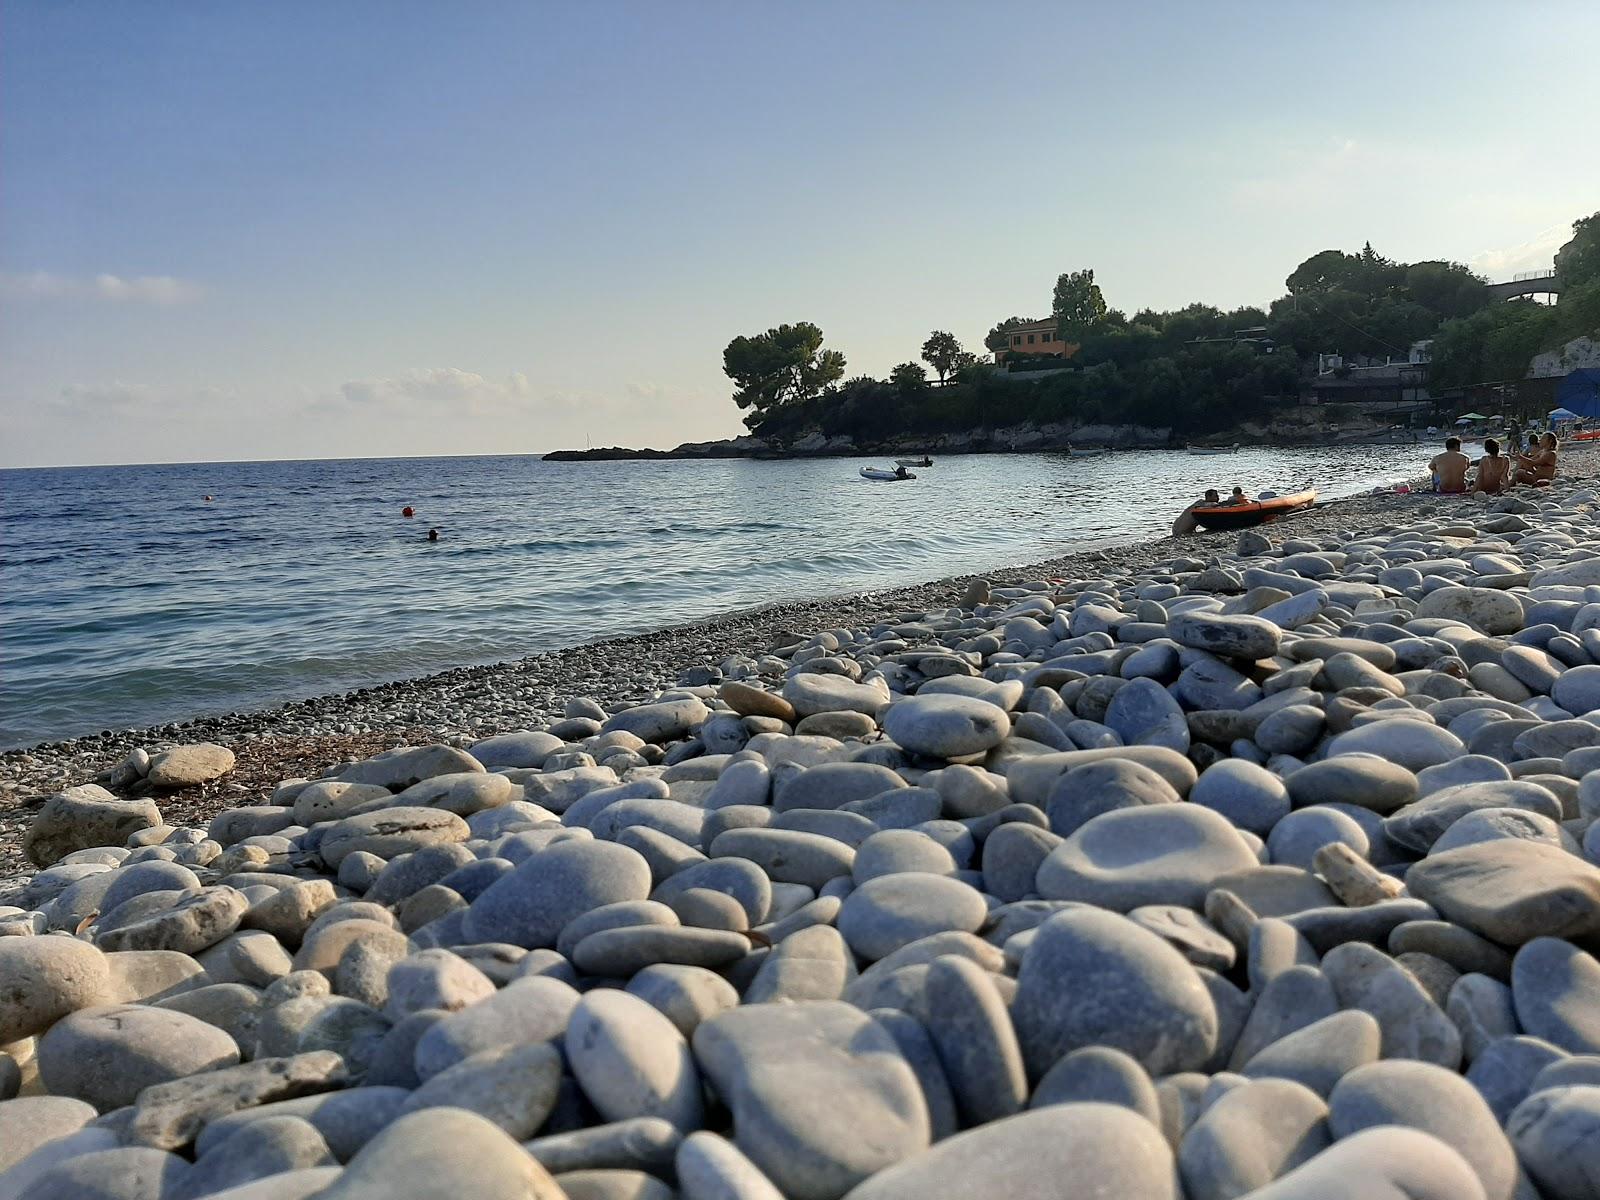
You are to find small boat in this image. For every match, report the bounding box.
[1189,488,1317,532]
[1188,443,1240,456]
[895,457,933,467]
[1066,447,1110,458]
[861,467,915,481]
[1573,429,1600,442]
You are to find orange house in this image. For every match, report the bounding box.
[993,318,1079,364]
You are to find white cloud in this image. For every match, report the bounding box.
[55,381,154,411]
[334,367,537,419]
[326,368,640,424]
[1468,224,1569,278]
[0,271,205,305]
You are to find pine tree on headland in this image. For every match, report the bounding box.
[722,323,846,430]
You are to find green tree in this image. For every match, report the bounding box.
[984,316,1031,353]
[1555,212,1600,290]
[722,322,846,430]
[1222,306,1269,331]
[920,330,967,383]
[1285,249,1362,295]
[1402,261,1487,318]
[1429,301,1558,388]
[890,361,930,392]
[1052,269,1107,340]
[1160,303,1225,346]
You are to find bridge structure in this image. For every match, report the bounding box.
[1486,270,1563,302]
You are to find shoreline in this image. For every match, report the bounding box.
[0,477,1500,892]
[1,452,1598,1192]
[5,439,1594,893]
[0,487,1414,756]
[542,429,1429,462]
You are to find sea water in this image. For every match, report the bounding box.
[0,446,1425,747]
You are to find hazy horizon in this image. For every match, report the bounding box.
[4,0,1598,469]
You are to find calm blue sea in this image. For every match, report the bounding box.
[0,447,1425,748]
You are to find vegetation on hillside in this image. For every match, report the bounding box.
[1429,214,1600,387]
[720,211,1600,441]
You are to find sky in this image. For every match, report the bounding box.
[3,1,1598,467]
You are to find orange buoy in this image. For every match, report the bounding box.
[402,506,415,517]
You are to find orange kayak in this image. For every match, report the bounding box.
[1190,489,1318,532]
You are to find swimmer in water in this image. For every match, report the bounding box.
[427,528,439,542]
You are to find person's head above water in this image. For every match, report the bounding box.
[1204,489,1220,503]
[1445,437,1461,451]
[427,528,439,541]
[1484,438,1500,457]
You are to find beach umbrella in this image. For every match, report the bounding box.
[1455,412,1488,422]
[1549,407,1580,422]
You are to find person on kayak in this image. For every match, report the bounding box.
[1429,437,1470,494]
[1222,486,1248,506]
[1172,489,1221,536]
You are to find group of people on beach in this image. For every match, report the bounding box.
[1429,432,1559,496]
[1170,429,1565,535]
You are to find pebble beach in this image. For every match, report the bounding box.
[3,444,1600,1200]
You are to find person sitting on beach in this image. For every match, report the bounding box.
[1513,433,1559,486]
[1172,489,1221,535]
[1429,437,1470,494]
[1473,438,1510,495]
